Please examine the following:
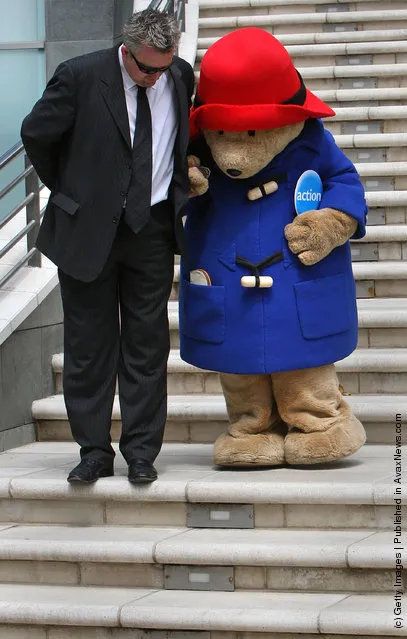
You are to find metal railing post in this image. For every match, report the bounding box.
[24,154,41,267]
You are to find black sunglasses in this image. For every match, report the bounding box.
[129,50,172,75]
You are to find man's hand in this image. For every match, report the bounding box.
[284,207,358,265]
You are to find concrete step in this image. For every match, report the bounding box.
[335,132,407,166]
[357,297,407,348]
[0,583,402,637]
[198,27,407,48]
[356,224,407,240]
[319,104,407,125]
[353,163,407,192]
[0,631,400,639]
[34,392,407,445]
[316,87,407,109]
[199,0,405,8]
[51,346,407,396]
[198,9,407,39]
[0,524,397,592]
[0,442,403,527]
[352,224,407,262]
[336,131,407,148]
[301,65,407,93]
[353,261,407,297]
[171,260,407,300]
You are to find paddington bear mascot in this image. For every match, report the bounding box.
[182,28,368,467]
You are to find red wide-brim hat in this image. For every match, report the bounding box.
[190,27,335,134]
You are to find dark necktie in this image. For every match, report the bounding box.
[124,85,153,232]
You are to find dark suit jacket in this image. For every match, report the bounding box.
[21,44,194,282]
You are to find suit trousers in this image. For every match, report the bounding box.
[58,201,175,464]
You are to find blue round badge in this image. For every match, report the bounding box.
[294,170,323,215]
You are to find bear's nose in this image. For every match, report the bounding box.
[226,169,242,177]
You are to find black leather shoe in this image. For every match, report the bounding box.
[67,458,114,484]
[128,459,157,484]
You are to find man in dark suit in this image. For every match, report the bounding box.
[21,9,195,484]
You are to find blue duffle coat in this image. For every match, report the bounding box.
[179,119,368,374]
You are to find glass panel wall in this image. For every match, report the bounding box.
[0,0,45,221]
[0,0,45,42]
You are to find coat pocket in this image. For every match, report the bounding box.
[179,279,225,344]
[50,192,80,216]
[294,273,352,339]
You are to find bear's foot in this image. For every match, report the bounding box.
[214,430,285,467]
[284,416,366,465]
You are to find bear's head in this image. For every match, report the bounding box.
[188,27,334,194]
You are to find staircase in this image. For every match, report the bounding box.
[0,0,406,636]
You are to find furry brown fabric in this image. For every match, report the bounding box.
[273,365,366,464]
[214,366,366,466]
[273,364,351,434]
[203,123,304,180]
[215,373,287,466]
[220,373,283,436]
[284,418,366,465]
[213,429,286,466]
[284,208,358,265]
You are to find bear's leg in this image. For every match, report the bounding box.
[213,373,286,467]
[272,364,366,465]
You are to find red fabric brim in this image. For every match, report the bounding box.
[190,89,335,133]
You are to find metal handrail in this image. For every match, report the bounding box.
[0,141,24,168]
[0,142,43,288]
[0,164,34,201]
[149,0,186,35]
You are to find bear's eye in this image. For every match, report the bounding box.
[248,130,256,137]
[218,130,224,135]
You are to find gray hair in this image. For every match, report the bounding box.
[122,9,180,54]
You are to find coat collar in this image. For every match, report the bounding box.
[100,44,131,149]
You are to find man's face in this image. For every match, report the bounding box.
[121,44,174,87]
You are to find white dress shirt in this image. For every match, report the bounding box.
[119,46,179,206]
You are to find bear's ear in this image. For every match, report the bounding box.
[248,130,256,137]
